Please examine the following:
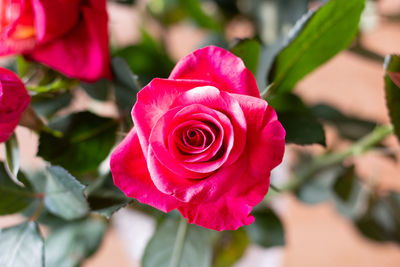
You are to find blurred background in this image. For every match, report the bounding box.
[1,0,400,266]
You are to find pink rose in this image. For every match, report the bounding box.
[0,67,30,142]
[0,0,111,82]
[110,46,285,231]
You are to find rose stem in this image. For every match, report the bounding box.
[268,124,394,200]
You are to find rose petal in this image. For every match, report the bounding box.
[178,193,255,231]
[133,78,214,158]
[148,145,248,203]
[172,86,246,166]
[169,46,260,97]
[31,0,80,44]
[28,0,111,82]
[110,128,182,212]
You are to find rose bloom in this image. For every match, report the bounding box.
[110,46,285,231]
[0,0,111,82]
[0,67,30,142]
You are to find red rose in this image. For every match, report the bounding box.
[110,46,285,231]
[0,67,30,142]
[0,0,111,82]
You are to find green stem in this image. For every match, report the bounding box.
[170,217,188,267]
[27,79,78,94]
[278,124,394,194]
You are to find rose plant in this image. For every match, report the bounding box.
[0,0,399,266]
[110,46,285,230]
[0,67,30,142]
[0,0,111,81]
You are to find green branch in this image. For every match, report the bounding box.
[268,124,394,199]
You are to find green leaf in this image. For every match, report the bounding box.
[178,0,221,31]
[213,228,248,267]
[312,104,377,141]
[333,165,356,202]
[142,217,212,267]
[268,93,325,145]
[245,209,285,248]
[114,31,175,85]
[44,166,89,220]
[38,112,118,173]
[111,57,140,114]
[230,39,261,76]
[16,56,34,78]
[267,0,365,95]
[45,218,107,267]
[31,92,72,119]
[384,55,400,142]
[296,163,363,219]
[0,221,44,267]
[82,79,111,102]
[0,164,34,215]
[356,192,400,244]
[87,173,132,219]
[5,133,20,177]
[279,112,326,145]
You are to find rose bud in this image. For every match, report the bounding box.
[0,67,30,142]
[0,0,111,82]
[110,46,285,231]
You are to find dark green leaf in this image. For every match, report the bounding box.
[38,112,118,173]
[245,209,285,248]
[82,79,111,102]
[178,0,221,31]
[279,112,325,145]
[114,31,175,85]
[356,192,400,244]
[31,92,72,119]
[0,164,34,215]
[213,229,248,267]
[312,104,377,141]
[44,166,89,220]
[142,217,212,267]
[87,172,132,219]
[384,55,400,142]
[333,165,356,202]
[0,222,44,267]
[268,93,325,145]
[230,39,261,75]
[268,0,365,95]
[268,92,310,114]
[111,57,140,114]
[45,218,107,267]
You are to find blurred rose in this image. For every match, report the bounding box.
[0,0,111,82]
[110,46,285,231]
[0,67,30,142]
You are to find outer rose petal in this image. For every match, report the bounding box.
[110,128,182,212]
[0,118,19,143]
[178,194,255,231]
[32,0,81,44]
[133,78,213,157]
[28,0,111,82]
[0,68,30,143]
[169,46,260,98]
